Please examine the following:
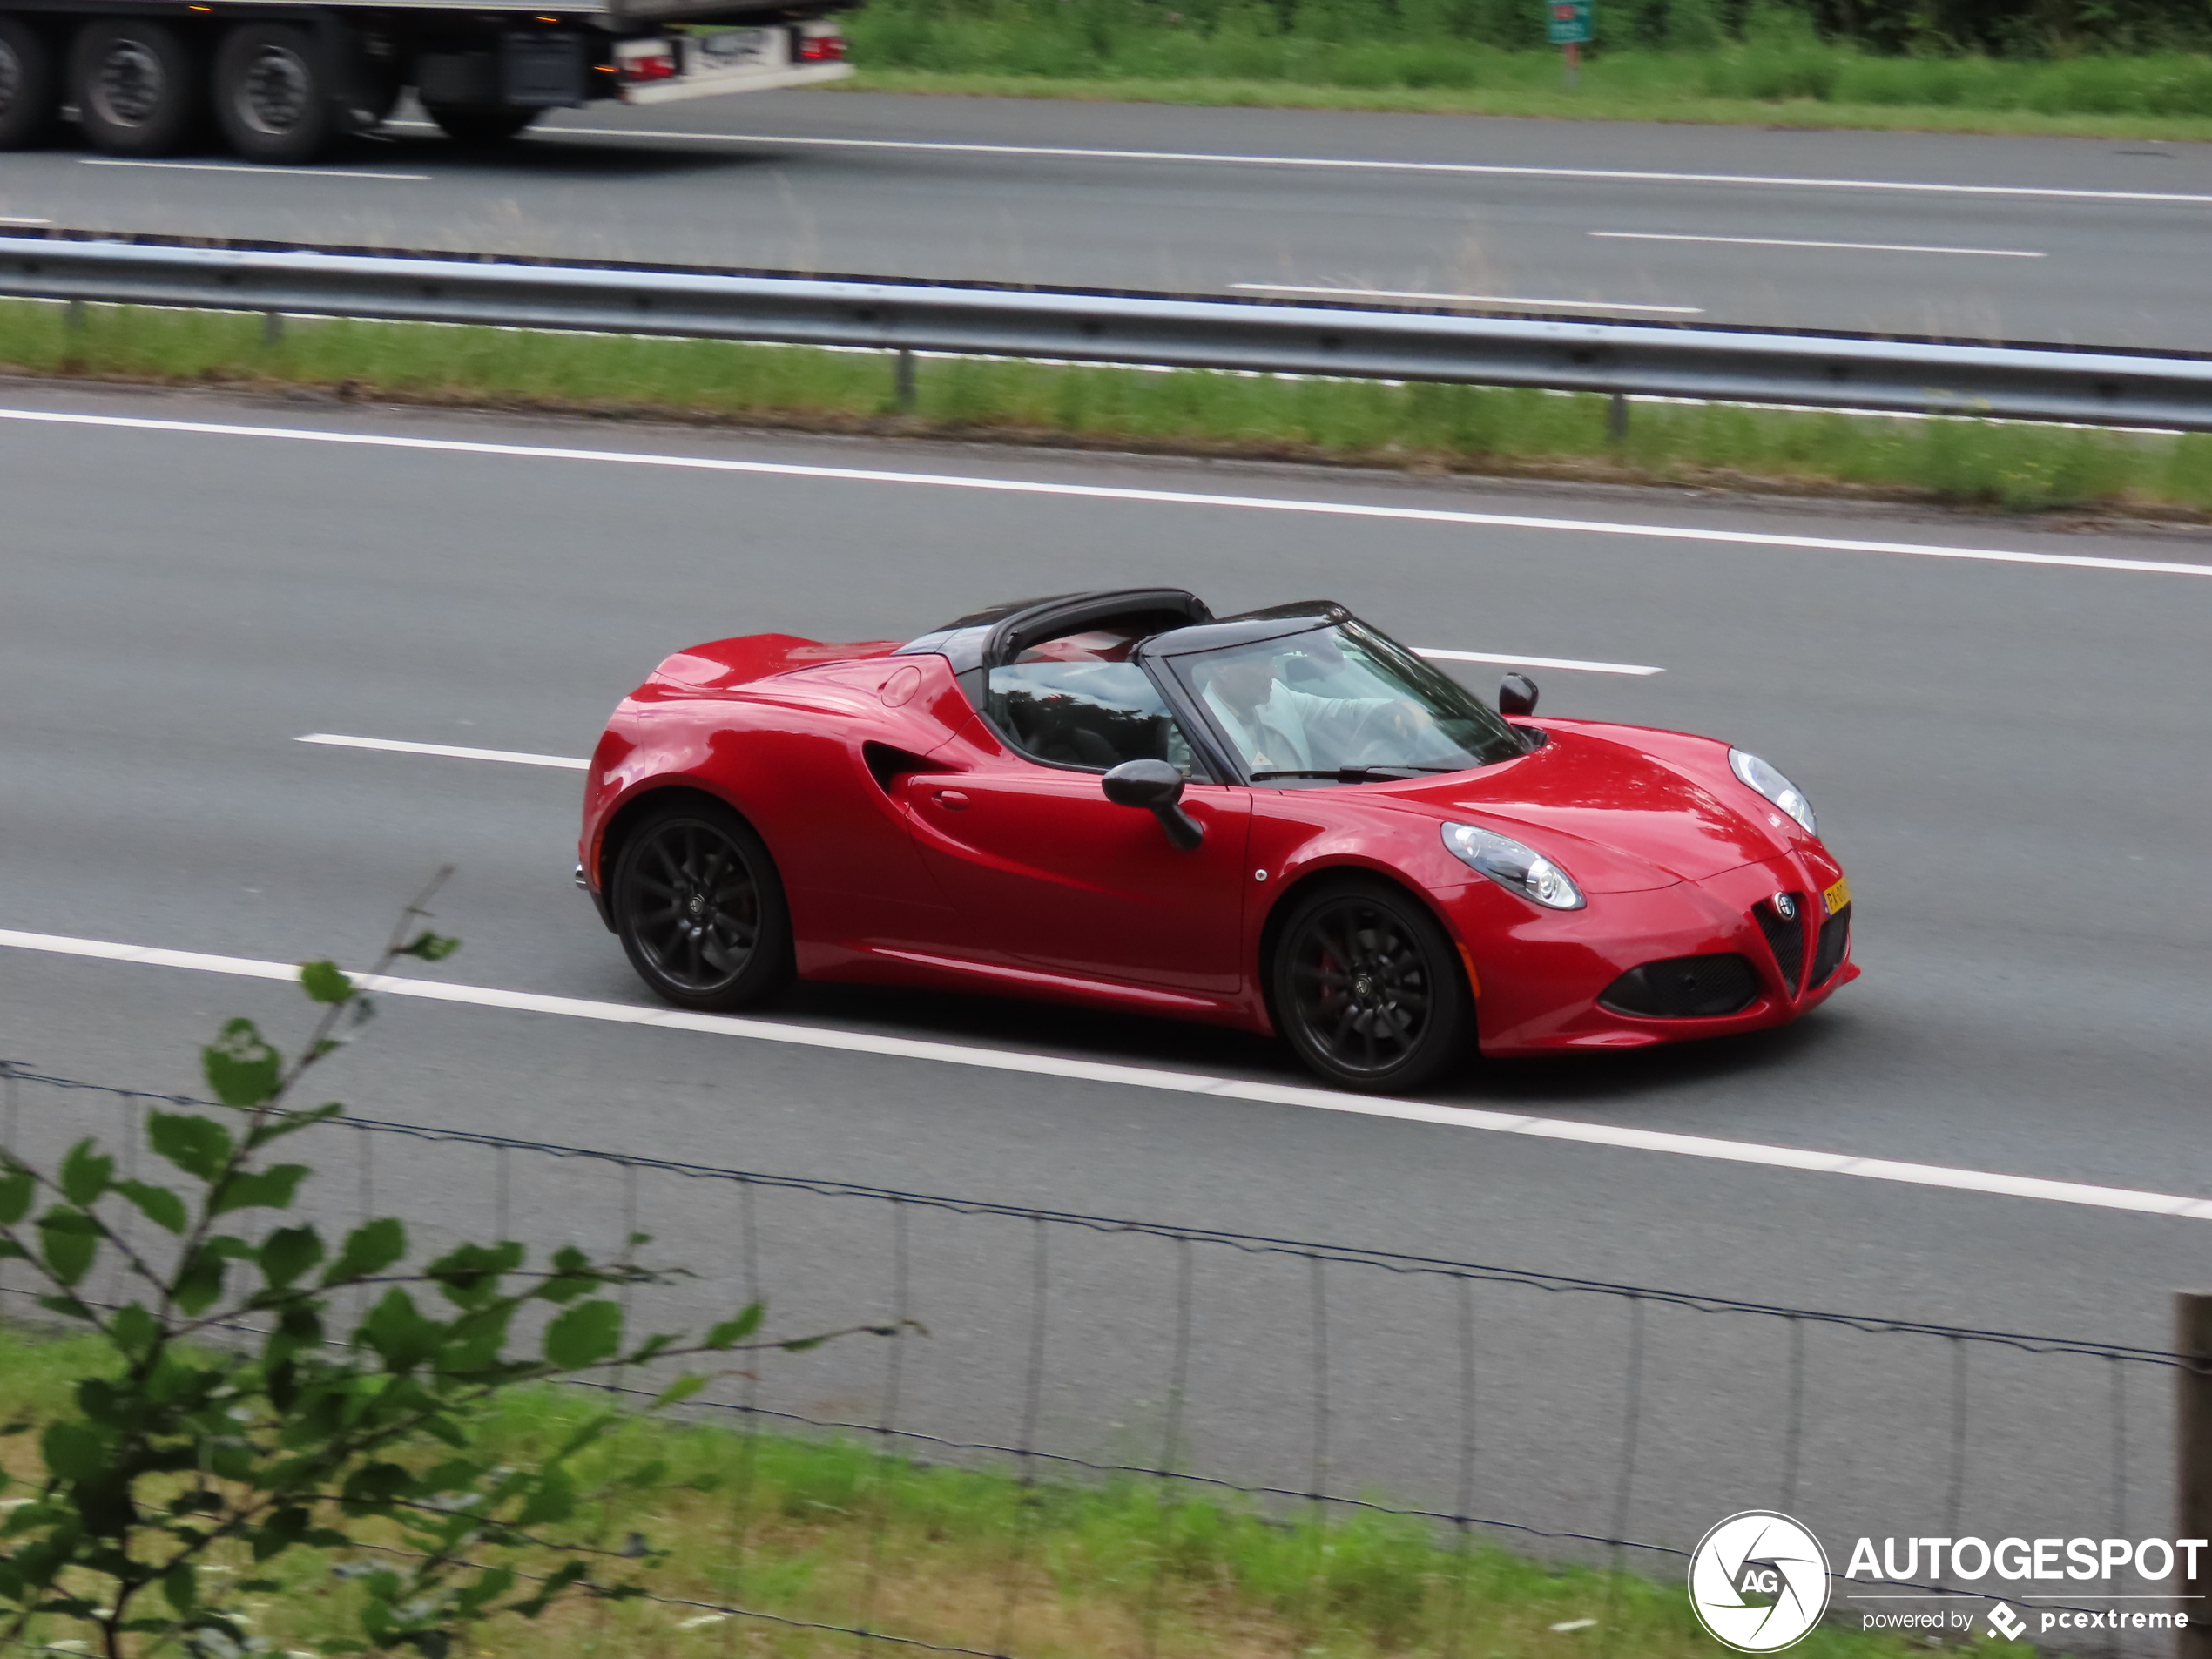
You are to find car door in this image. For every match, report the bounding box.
[894,658,1253,998]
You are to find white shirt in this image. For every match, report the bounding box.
[1202,681,1398,772]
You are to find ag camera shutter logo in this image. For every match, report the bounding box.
[1688,1511,1832,1652]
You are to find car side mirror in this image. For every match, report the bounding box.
[1498,672,1539,717]
[1102,759,1205,851]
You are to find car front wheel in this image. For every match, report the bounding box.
[610,799,792,1012]
[1271,880,1473,1093]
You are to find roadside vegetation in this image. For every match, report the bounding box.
[837,0,2212,135]
[7,298,2211,516]
[0,1323,1991,1659]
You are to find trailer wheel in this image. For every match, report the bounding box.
[214,23,338,164]
[0,16,61,150]
[423,101,538,146]
[71,17,204,157]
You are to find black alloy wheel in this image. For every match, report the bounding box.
[610,799,792,1013]
[71,17,203,157]
[0,17,60,150]
[214,23,338,164]
[1271,880,1472,1093]
[423,101,539,146]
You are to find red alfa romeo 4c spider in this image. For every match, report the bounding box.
[577,590,1855,1092]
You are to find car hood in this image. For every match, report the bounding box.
[1380,724,1793,892]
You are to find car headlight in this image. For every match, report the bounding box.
[1442,822,1585,910]
[1729,748,1817,835]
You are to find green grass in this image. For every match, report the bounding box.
[9,297,2212,516]
[0,1322,1986,1659]
[828,1,2212,138]
[838,63,2212,137]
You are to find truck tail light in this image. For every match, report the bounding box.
[617,41,678,80]
[797,26,845,60]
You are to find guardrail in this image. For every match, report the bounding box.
[4,231,2212,430]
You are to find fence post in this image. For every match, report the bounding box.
[2175,1293,2212,1659]
[892,347,917,414]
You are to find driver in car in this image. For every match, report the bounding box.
[1194,649,1430,774]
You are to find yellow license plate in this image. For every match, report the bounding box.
[1823,875,1851,916]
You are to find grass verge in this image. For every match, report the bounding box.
[8,298,2212,516]
[0,1322,1966,1658]
[838,64,2212,138]
[829,4,2212,140]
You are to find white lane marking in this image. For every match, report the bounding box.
[5,923,2210,1222]
[511,125,2212,206]
[1230,282,1704,314]
[0,216,49,226]
[78,158,430,181]
[1416,649,1663,676]
[298,733,589,769]
[3,407,2209,583]
[1591,231,2046,259]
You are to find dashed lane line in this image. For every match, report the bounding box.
[3,925,2211,1224]
[298,733,588,768]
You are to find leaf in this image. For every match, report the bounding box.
[113,1179,189,1234]
[40,1421,107,1482]
[37,1210,100,1286]
[705,1303,765,1349]
[173,1246,228,1315]
[324,1217,407,1285]
[202,1018,283,1109]
[162,1562,199,1613]
[398,931,460,961]
[260,1225,325,1289]
[110,1303,160,1359]
[542,1300,623,1369]
[210,1164,309,1217]
[0,1163,32,1225]
[651,1375,706,1411]
[148,1109,237,1182]
[300,959,357,1005]
[57,1140,114,1206]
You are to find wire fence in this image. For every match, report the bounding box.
[0,1062,2189,1655]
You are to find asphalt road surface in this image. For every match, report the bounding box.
[3,381,2209,1610]
[3,92,2212,347]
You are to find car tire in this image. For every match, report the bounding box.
[213,23,339,165]
[71,17,205,158]
[609,797,794,1013]
[1270,878,1474,1094]
[423,101,537,146]
[0,17,61,151]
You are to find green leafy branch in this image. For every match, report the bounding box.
[0,878,898,1659]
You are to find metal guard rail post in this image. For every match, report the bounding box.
[5,233,2212,430]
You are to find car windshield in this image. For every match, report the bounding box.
[1170,620,1529,783]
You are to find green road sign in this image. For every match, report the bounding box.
[1547,0,1592,43]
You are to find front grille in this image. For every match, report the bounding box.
[1811,903,1852,988]
[1753,895,1806,997]
[1599,954,1762,1019]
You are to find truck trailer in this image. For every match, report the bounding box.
[0,0,854,163]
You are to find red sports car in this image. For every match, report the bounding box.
[577,590,1855,1092]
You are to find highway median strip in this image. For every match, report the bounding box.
[6,298,2212,516]
[4,924,2209,1223]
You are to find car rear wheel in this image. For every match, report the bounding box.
[610,799,792,1012]
[1271,880,1472,1093]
